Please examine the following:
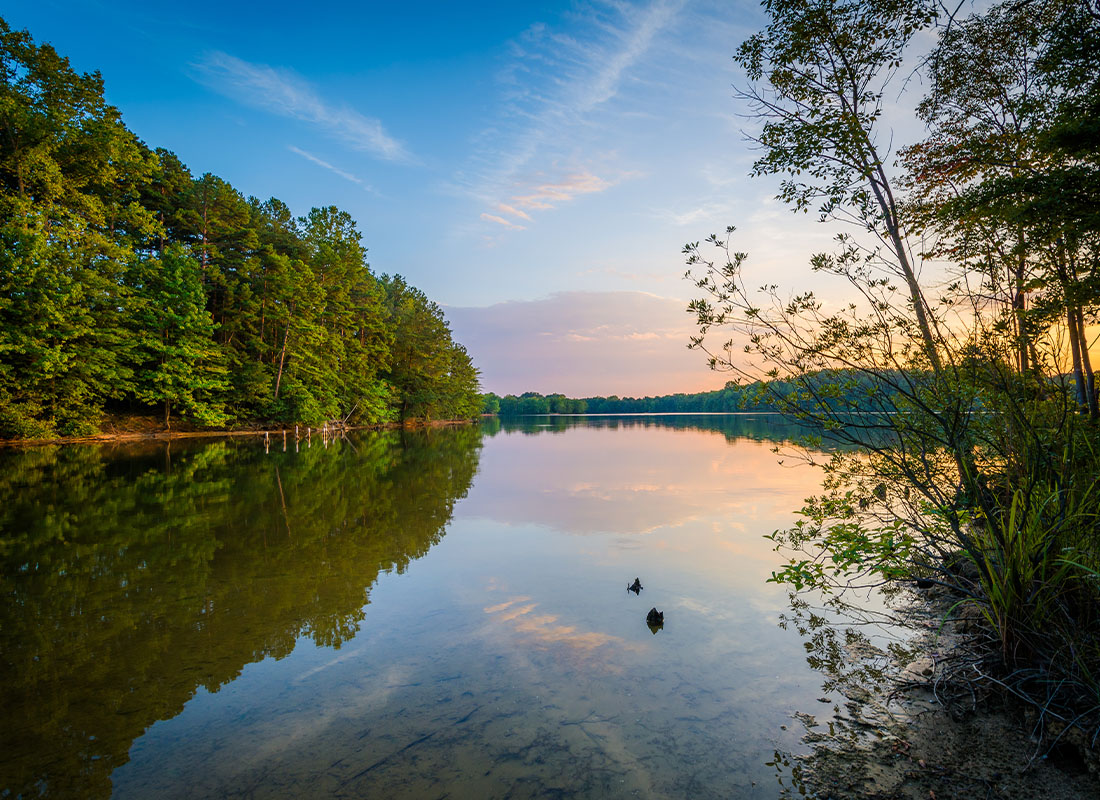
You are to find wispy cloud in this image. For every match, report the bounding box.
[462,0,686,232]
[510,172,611,210]
[572,0,683,112]
[495,203,532,221]
[480,212,526,230]
[288,145,368,187]
[658,200,740,227]
[194,52,412,163]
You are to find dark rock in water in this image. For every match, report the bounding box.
[647,607,664,625]
[628,577,642,593]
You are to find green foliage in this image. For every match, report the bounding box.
[693,0,1100,734]
[736,0,937,218]
[480,391,501,415]
[901,0,1100,410]
[0,18,481,436]
[0,18,155,436]
[380,275,482,421]
[125,248,228,427]
[491,375,895,416]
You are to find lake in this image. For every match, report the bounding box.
[1,415,849,799]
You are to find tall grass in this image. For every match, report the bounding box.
[962,424,1100,725]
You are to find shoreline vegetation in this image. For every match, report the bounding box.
[678,0,1100,794]
[482,373,903,416]
[0,20,482,442]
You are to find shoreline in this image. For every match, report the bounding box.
[0,418,477,448]
[788,585,1100,798]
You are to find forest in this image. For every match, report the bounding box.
[486,371,900,416]
[0,19,482,439]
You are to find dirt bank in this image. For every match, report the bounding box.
[781,589,1100,799]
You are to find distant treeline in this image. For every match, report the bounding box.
[485,372,894,416]
[0,20,481,438]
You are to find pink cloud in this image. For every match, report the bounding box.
[511,172,610,209]
[481,171,613,230]
[479,212,526,230]
[444,291,734,397]
[496,203,532,221]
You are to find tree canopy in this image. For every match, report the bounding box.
[0,18,482,437]
[687,0,1100,742]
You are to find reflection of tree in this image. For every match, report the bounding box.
[0,426,481,799]
[493,413,822,446]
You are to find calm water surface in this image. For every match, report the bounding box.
[1,415,843,799]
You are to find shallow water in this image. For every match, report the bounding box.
[1,415,840,799]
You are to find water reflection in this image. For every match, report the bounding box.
[489,412,817,443]
[2,415,851,799]
[0,428,482,799]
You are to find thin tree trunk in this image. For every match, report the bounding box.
[1056,255,1089,412]
[1068,251,1096,416]
[1066,304,1088,410]
[1075,306,1098,417]
[867,157,943,375]
[201,202,209,271]
[274,324,291,401]
[1014,259,1029,374]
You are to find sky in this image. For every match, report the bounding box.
[7,0,877,397]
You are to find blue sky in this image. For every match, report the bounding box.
[8,0,850,396]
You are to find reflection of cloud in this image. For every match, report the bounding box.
[245,663,410,767]
[483,595,633,653]
[459,426,822,540]
[294,641,368,681]
[484,597,531,614]
[193,52,411,162]
[445,291,731,396]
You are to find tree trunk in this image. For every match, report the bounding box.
[201,202,209,271]
[1066,304,1088,410]
[1014,259,1029,374]
[164,399,172,430]
[867,157,943,375]
[1056,257,1089,412]
[274,324,291,401]
[1075,306,1098,417]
